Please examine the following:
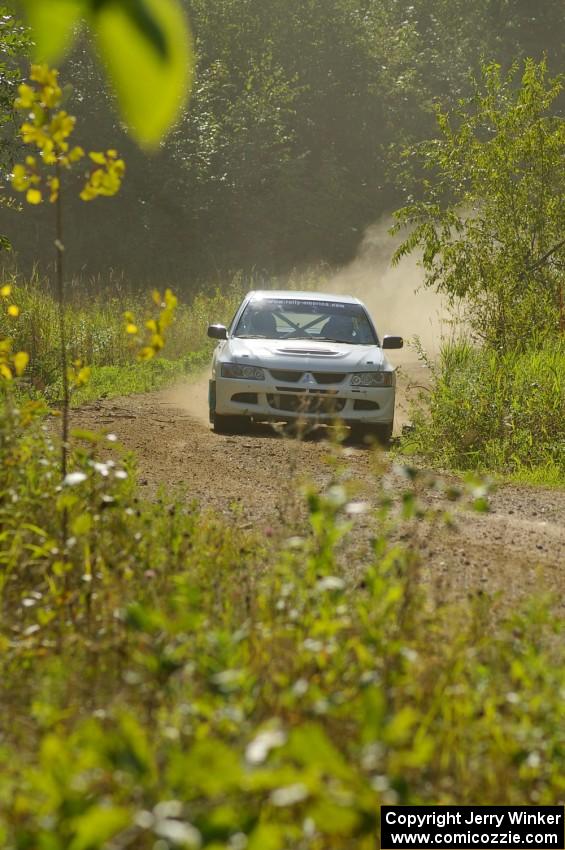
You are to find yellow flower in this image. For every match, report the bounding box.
[126,323,138,335]
[165,288,178,308]
[48,177,60,203]
[26,188,42,205]
[30,64,59,88]
[79,185,96,201]
[7,305,20,317]
[0,285,11,298]
[42,84,63,109]
[21,122,51,151]
[49,111,75,150]
[13,351,29,376]
[11,164,30,192]
[80,154,125,202]
[75,366,91,387]
[15,83,35,110]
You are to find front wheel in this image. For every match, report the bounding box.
[212,412,251,435]
[351,422,393,446]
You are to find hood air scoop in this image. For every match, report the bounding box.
[276,347,340,357]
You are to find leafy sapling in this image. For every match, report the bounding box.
[11,63,126,482]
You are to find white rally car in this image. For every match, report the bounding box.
[207,290,403,441]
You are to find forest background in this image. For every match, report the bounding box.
[1,0,564,288]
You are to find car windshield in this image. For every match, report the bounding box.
[233,298,377,345]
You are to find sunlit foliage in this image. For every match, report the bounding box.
[125,287,179,361]
[11,64,125,206]
[0,284,28,380]
[392,59,565,349]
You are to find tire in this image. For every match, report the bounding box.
[371,422,393,446]
[212,412,250,435]
[351,422,393,446]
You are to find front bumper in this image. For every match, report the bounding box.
[211,376,395,424]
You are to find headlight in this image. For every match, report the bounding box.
[221,363,265,380]
[350,371,394,387]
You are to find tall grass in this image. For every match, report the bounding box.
[0,270,249,394]
[404,338,565,484]
[0,267,330,399]
[0,399,563,848]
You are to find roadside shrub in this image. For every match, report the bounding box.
[404,339,565,483]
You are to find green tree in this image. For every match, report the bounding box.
[392,59,565,349]
[5,0,565,285]
[0,7,30,248]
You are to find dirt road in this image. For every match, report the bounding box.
[70,362,565,604]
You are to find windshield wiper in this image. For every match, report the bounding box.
[314,336,362,344]
[235,334,271,339]
[280,335,320,341]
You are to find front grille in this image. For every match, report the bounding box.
[270,369,303,382]
[267,393,346,414]
[313,372,345,384]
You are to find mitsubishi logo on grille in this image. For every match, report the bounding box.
[301,372,315,385]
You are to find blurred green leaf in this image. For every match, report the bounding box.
[247,824,284,850]
[18,0,194,146]
[172,740,242,796]
[72,512,92,536]
[69,805,131,850]
[308,799,360,835]
[384,707,418,745]
[286,724,352,780]
[473,497,490,513]
[92,0,193,147]
[70,428,103,442]
[21,0,85,61]
[124,601,161,632]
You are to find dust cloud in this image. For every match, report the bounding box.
[162,371,211,426]
[324,218,449,360]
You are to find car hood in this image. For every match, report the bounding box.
[221,337,391,371]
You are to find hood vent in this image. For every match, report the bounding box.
[276,347,339,357]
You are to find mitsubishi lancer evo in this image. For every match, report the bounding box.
[207,291,403,441]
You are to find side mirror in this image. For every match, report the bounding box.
[208,324,228,340]
[382,335,404,350]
